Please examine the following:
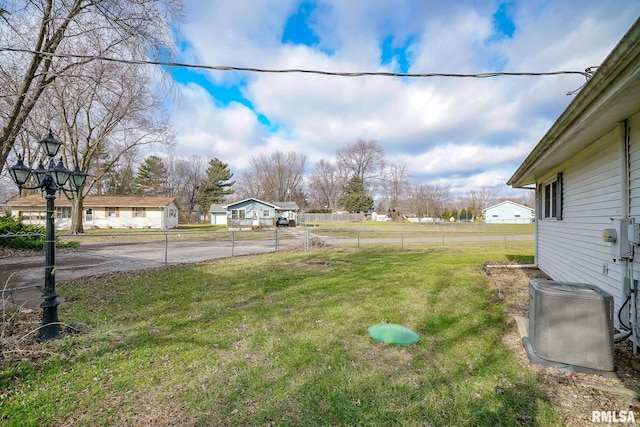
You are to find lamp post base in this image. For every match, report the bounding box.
[36,291,62,342]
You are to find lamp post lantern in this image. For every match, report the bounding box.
[8,130,87,341]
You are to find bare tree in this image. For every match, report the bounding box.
[407,183,451,220]
[234,170,262,201]
[464,187,500,219]
[381,162,409,212]
[0,0,183,174]
[165,155,208,223]
[239,151,307,204]
[514,189,536,208]
[50,58,174,232]
[307,159,344,210]
[335,139,386,187]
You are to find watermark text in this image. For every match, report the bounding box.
[592,411,636,423]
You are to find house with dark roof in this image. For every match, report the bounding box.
[7,195,180,230]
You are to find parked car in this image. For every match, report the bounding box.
[276,217,289,227]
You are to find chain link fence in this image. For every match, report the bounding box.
[315,228,534,251]
[0,229,301,292]
[1,226,534,296]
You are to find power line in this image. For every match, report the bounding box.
[0,47,597,80]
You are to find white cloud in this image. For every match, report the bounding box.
[169,84,266,171]
[169,0,640,198]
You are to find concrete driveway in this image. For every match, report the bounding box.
[1,234,302,309]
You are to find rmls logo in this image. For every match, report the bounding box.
[591,411,636,423]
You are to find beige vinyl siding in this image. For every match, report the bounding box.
[8,196,178,230]
[536,126,623,301]
[132,207,147,217]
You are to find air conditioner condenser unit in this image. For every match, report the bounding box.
[523,279,615,375]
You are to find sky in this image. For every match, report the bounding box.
[163,1,640,198]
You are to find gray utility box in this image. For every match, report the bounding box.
[527,279,614,372]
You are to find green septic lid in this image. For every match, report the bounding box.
[368,324,419,346]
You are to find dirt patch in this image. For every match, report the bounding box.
[485,265,640,426]
[0,247,40,259]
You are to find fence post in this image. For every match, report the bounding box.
[232,231,235,257]
[357,231,360,250]
[306,229,309,252]
[401,233,404,251]
[165,233,168,266]
[275,228,279,251]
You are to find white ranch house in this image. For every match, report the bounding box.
[7,195,179,230]
[482,201,534,224]
[508,19,640,342]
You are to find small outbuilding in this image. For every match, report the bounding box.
[482,201,534,224]
[209,204,227,225]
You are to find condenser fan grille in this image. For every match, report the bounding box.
[528,279,614,372]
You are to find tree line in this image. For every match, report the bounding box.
[92,138,533,226]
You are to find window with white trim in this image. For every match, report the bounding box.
[56,207,72,218]
[231,209,246,219]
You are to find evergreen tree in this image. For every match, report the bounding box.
[135,155,167,196]
[338,176,374,213]
[107,164,137,196]
[198,158,235,209]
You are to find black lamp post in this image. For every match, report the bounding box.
[8,130,87,341]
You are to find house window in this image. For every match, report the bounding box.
[56,207,72,218]
[133,207,145,217]
[540,172,563,220]
[231,209,246,219]
[85,209,93,221]
[107,207,119,217]
[263,209,270,217]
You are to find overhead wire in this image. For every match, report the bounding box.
[0,47,597,83]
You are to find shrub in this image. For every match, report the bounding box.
[0,213,45,250]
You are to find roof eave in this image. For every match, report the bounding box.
[508,18,640,188]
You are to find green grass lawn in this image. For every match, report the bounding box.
[1,247,555,426]
[305,221,534,239]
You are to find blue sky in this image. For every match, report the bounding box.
[164,1,640,196]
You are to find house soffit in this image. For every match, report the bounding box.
[511,68,640,187]
[509,20,640,187]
